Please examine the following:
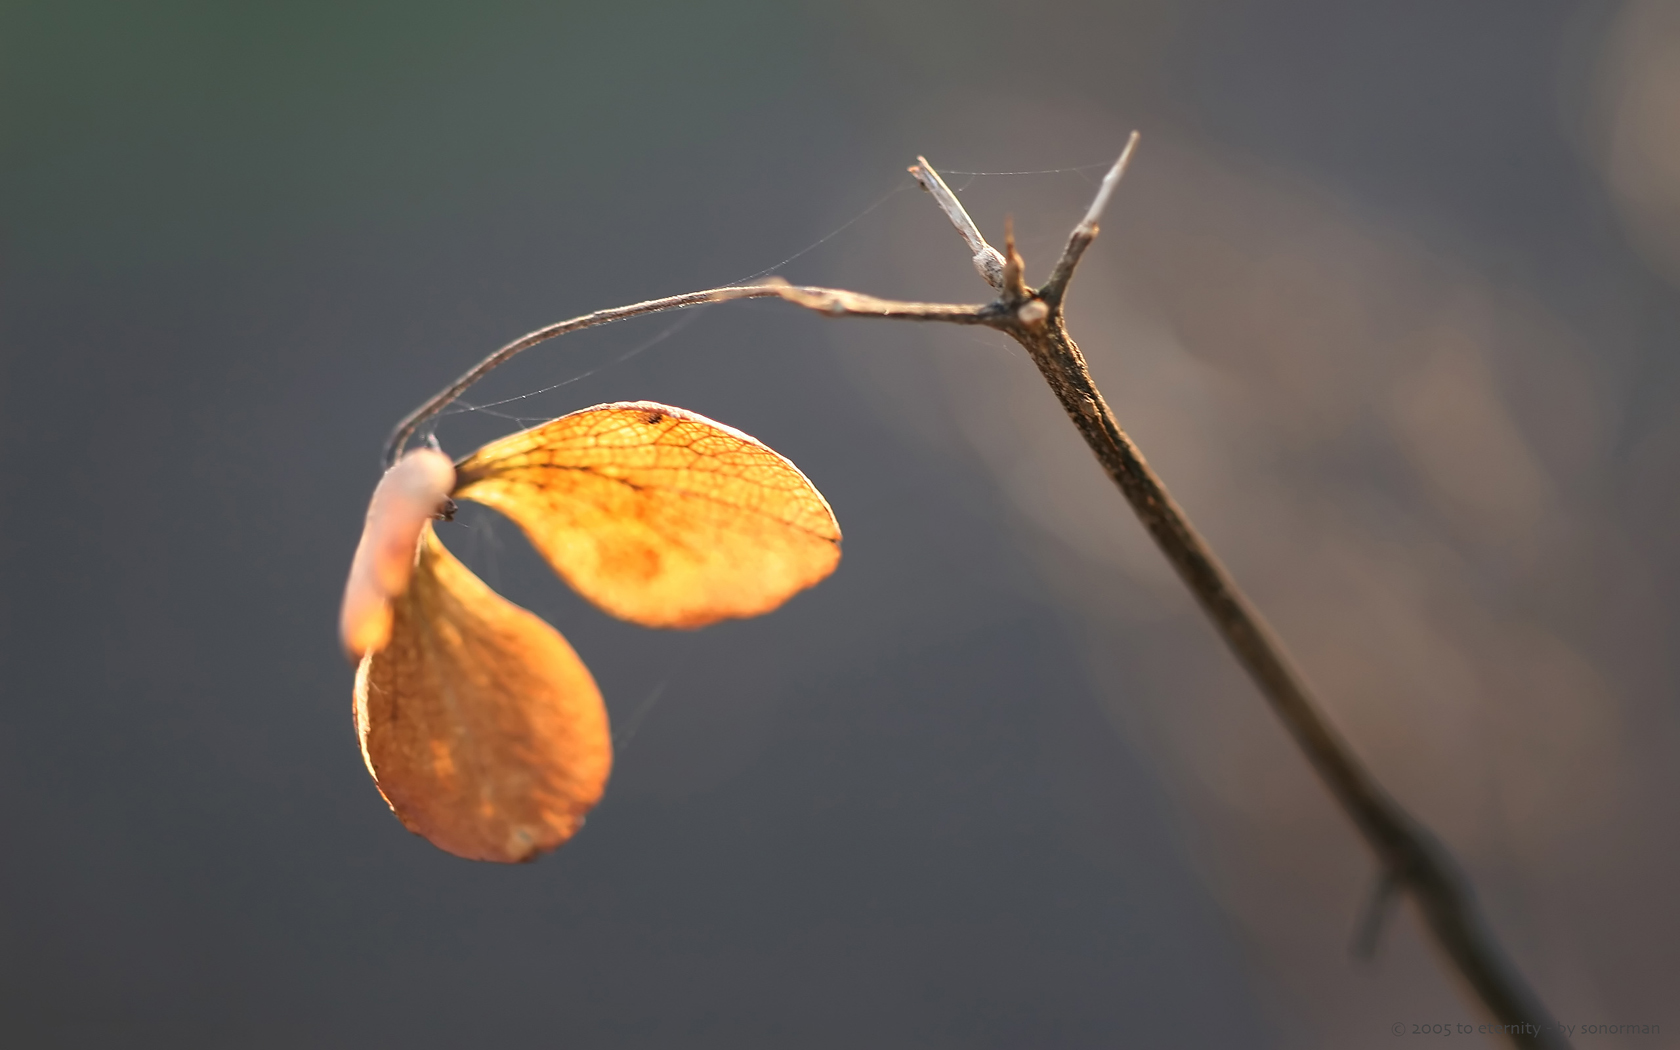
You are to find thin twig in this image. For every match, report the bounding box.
[766,285,996,324]
[909,156,1008,289]
[1042,131,1138,304]
[379,140,1569,1049]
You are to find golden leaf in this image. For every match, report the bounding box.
[452,401,842,628]
[342,401,840,863]
[353,526,611,863]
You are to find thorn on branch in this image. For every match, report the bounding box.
[1001,216,1028,303]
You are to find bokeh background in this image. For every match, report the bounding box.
[3,1,1677,1046]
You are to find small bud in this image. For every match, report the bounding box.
[1017,299,1050,326]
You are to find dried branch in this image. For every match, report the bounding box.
[910,147,1568,1050]
[382,139,1569,1049]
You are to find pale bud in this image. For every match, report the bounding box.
[340,449,456,659]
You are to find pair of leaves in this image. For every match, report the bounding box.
[342,402,841,862]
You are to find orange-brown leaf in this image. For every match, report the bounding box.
[354,525,611,863]
[451,401,841,628]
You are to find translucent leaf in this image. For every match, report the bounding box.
[354,526,611,863]
[452,401,841,628]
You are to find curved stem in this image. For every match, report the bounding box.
[383,285,780,467]
[383,284,991,469]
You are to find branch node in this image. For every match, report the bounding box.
[1017,299,1049,327]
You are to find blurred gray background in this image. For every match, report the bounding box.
[2,0,1677,1046]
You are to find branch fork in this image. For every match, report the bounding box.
[381,131,1567,1049]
